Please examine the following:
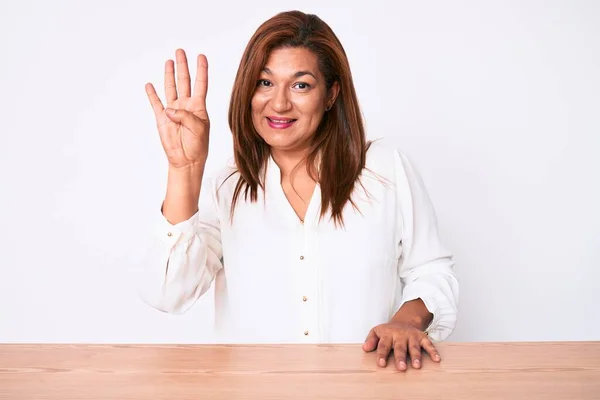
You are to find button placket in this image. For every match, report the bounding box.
[298,219,321,342]
[297,221,310,339]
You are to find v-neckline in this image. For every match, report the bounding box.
[266,155,321,226]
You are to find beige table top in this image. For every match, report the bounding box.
[1,342,599,399]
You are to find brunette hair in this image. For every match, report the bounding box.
[227,10,370,226]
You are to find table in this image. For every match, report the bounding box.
[1,342,599,399]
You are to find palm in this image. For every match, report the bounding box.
[145,49,210,168]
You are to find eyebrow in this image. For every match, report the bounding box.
[262,67,317,80]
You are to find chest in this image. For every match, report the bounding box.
[280,175,316,223]
[220,178,399,278]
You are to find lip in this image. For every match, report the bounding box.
[266,116,297,129]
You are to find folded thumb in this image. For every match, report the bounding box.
[165,108,187,122]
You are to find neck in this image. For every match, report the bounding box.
[270,147,311,179]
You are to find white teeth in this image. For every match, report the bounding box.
[269,118,294,123]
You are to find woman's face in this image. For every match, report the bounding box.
[251,47,339,154]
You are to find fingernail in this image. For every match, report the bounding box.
[434,354,441,361]
[398,361,407,370]
[379,358,386,367]
[166,108,176,114]
[414,359,421,368]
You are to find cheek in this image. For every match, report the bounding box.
[295,96,325,119]
[251,93,268,113]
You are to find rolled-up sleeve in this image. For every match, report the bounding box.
[136,177,223,315]
[393,150,459,341]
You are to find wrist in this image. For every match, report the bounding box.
[168,162,204,188]
[163,163,205,224]
[391,299,433,331]
[168,161,206,177]
[391,314,427,330]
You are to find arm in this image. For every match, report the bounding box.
[394,149,459,341]
[162,163,204,224]
[363,149,459,371]
[136,166,223,315]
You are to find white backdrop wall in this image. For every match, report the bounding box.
[0,0,598,343]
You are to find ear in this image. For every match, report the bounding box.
[326,81,340,110]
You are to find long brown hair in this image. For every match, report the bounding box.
[227,10,370,226]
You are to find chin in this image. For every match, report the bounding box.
[261,133,294,149]
[258,131,304,153]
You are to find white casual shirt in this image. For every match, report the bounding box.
[137,142,459,343]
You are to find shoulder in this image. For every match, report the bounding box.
[363,140,411,181]
[202,158,239,198]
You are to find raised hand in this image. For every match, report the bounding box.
[145,49,210,169]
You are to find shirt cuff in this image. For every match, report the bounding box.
[400,281,457,342]
[155,205,200,248]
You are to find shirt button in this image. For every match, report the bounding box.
[300,255,304,260]
[302,296,307,302]
[167,232,173,237]
[304,330,309,336]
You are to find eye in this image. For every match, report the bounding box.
[257,79,272,87]
[293,82,311,90]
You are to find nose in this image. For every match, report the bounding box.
[271,86,292,112]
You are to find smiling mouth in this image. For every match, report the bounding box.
[267,117,297,123]
[266,117,297,129]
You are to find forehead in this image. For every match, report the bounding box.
[263,47,320,76]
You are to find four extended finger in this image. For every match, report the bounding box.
[176,49,191,98]
[164,59,177,103]
[193,54,208,108]
[145,83,164,117]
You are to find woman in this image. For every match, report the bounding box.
[139,10,459,372]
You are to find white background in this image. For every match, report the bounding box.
[0,0,598,344]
